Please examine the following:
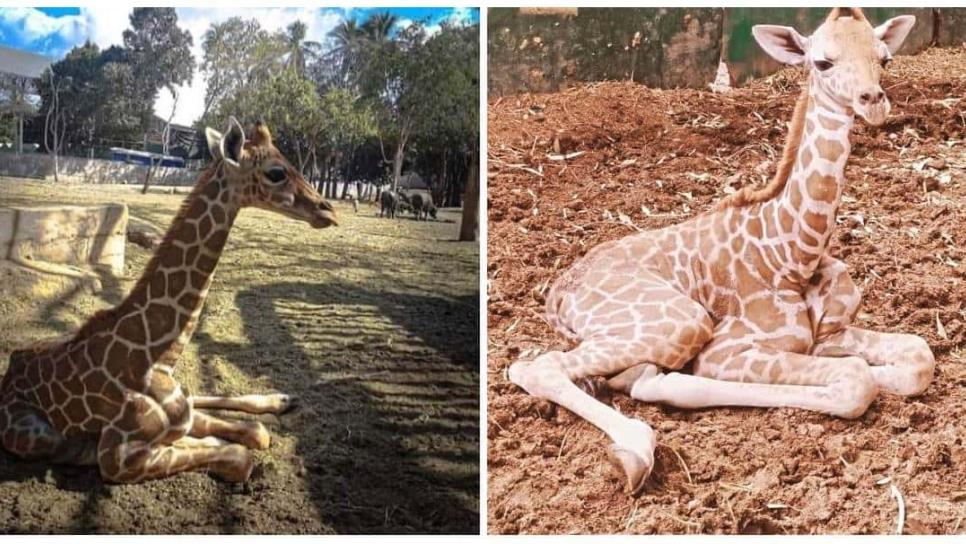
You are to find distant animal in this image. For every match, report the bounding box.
[379,190,398,218]
[402,189,438,221]
[395,191,414,216]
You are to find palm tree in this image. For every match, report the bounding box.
[284,20,322,76]
[328,19,364,89]
[361,12,399,42]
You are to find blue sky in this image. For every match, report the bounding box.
[0,6,478,124]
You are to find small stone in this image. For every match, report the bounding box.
[658,420,678,432]
[926,158,946,170]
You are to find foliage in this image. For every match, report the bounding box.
[30,9,193,154]
[122,8,195,132]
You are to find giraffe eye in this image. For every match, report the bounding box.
[880,57,891,68]
[814,59,833,71]
[265,167,286,184]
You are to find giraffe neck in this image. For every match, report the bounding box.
[109,163,239,371]
[767,79,854,284]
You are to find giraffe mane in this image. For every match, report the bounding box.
[716,79,811,210]
[72,165,220,340]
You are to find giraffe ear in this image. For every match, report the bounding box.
[205,127,223,161]
[874,15,915,55]
[752,25,808,65]
[220,116,246,167]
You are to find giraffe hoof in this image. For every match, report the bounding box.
[274,394,298,414]
[606,444,653,496]
[577,376,613,405]
[214,445,254,483]
[246,421,271,450]
[535,399,557,420]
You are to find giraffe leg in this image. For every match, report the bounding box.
[613,317,879,418]
[619,350,877,418]
[98,437,253,483]
[190,411,271,450]
[191,393,296,414]
[509,346,658,496]
[96,391,253,483]
[509,276,714,495]
[803,256,935,396]
[814,327,934,396]
[0,400,98,465]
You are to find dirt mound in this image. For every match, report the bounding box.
[487,46,966,534]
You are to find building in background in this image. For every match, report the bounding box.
[0,45,50,154]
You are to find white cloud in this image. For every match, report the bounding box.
[80,6,131,51]
[447,7,474,26]
[0,7,87,55]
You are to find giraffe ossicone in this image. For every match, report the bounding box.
[508,8,934,496]
[0,117,337,483]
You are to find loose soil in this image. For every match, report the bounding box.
[487,46,966,535]
[0,180,479,534]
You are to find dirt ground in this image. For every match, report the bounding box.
[0,180,479,534]
[487,46,966,534]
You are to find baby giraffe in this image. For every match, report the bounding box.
[509,8,935,495]
[0,118,337,483]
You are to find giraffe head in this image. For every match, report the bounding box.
[752,8,916,126]
[205,117,337,228]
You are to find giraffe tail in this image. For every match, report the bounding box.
[543,278,580,342]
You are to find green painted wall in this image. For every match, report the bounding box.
[724,8,935,84]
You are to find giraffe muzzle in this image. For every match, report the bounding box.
[309,199,338,228]
[853,86,891,126]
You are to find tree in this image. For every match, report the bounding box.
[320,88,377,198]
[41,70,68,182]
[325,19,364,90]
[201,17,286,121]
[362,12,399,42]
[122,8,194,137]
[284,21,322,77]
[459,147,479,241]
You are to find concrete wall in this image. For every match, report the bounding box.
[0,204,127,275]
[0,153,199,186]
[488,7,722,95]
[488,7,966,95]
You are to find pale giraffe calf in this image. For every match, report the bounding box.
[0,118,337,483]
[509,8,935,495]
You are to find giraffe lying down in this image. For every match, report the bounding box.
[0,118,337,483]
[509,8,935,495]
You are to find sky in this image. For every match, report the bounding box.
[0,6,478,126]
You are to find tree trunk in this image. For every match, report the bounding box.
[391,140,405,192]
[340,148,355,199]
[438,150,447,206]
[141,157,159,194]
[458,150,479,242]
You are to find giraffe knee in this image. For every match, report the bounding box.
[892,335,935,396]
[663,314,714,370]
[508,353,565,397]
[831,357,878,419]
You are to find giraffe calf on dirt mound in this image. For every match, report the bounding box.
[0,117,337,483]
[509,8,935,495]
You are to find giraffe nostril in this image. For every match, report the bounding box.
[875,90,885,103]
[859,92,872,104]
